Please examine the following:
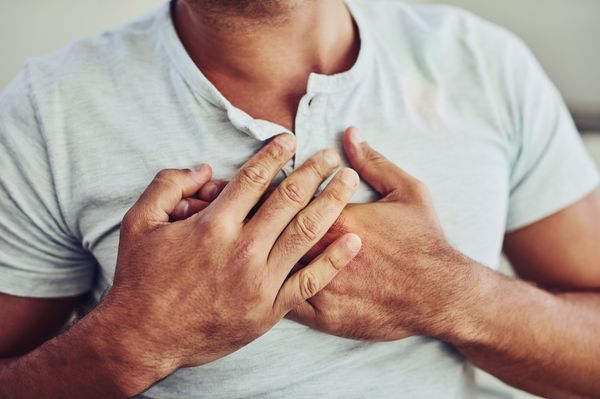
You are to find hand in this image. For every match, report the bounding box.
[286,128,480,341]
[102,134,362,383]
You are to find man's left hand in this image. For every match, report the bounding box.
[287,128,482,341]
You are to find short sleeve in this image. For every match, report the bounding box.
[502,36,600,231]
[0,66,95,298]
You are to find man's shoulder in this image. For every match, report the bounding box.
[16,4,167,102]
[351,0,523,58]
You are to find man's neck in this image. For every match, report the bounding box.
[173,0,359,129]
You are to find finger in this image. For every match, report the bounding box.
[170,198,212,221]
[268,168,359,279]
[299,233,335,266]
[127,164,212,229]
[247,185,277,220]
[197,180,228,202]
[273,233,361,316]
[245,148,341,246]
[198,181,277,220]
[342,127,415,199]
[208,134,296,223]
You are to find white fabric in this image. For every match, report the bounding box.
[0,0,598,397]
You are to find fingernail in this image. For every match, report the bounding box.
[350,129,366,145]
[200,182,219,201]
[346,234,362,252]
[338,168,359,188]
[323,149,340,168]
[206,183,219,200]
[275,134,296,152]
[173,200,189,218]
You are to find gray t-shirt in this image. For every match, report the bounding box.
[1,1,598,397]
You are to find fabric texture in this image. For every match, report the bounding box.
[0,0,598,397]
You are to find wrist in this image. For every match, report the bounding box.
[79,294,176,396]
[423,250,498,345]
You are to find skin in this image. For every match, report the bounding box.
[196,128,600,399]
[1,0,599,398]
[0,294,80,357]
[173,0,359,131]
[0,135,363,398]
[304,130,600,399]
[184,0,307,25]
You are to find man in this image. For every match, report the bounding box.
[0,0,599,397]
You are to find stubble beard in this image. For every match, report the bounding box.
[182,0,308,29]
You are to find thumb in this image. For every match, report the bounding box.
[127,164,212,230]
[342,127,414,199]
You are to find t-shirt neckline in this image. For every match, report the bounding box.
[156,0,373,139]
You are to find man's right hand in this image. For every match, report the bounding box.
[102,134,361,388]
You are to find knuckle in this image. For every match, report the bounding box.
[322,185,348,204]
[299,270,320,299]
[410,179,429,199]
[122,221,142,237]
[266,139,287,159]
[120,210,140,234]
[278,182,305,206]
[364,148,384,165]
[154,169,185,189]
[122,208,135,226]
[234,236,262,262]
[196,214,228,235]
[358,150,387,176]
[155,168,179,181]
[240,164,270,187]
[307,153,330,178]
[295,212,323,242]
[324,252,346,271]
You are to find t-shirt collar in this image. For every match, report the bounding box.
[157,0,373,140]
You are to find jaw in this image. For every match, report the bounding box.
[181,0,310,24]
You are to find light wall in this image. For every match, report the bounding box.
[0,0,164,90]
[1,0,599,118]
[405,0,600,119]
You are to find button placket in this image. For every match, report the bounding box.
[282,159,294,177]
[293,93,315,170]
[304,94,335,194]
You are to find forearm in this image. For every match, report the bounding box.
[0,300,168,399]
[444,264,600,399]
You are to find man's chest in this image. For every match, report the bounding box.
[54,86,510,298]
[63,106,510,299]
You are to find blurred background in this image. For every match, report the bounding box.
[1,1,598,398]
